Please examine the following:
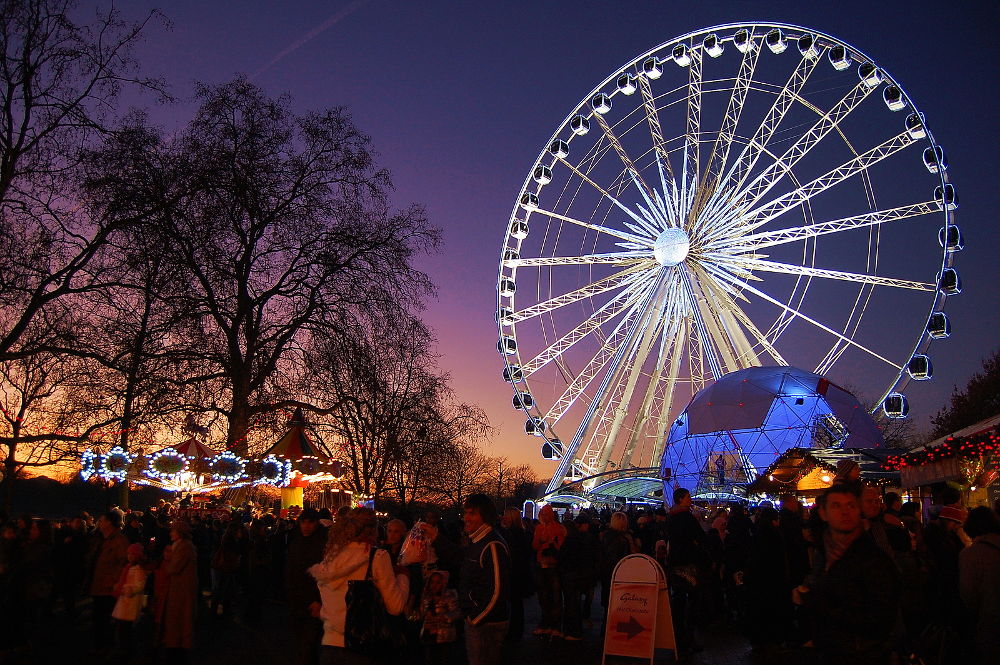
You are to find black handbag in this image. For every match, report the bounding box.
[344,547,404,659]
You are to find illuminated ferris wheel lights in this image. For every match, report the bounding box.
[859,61,882,87]
[592,93,612,115]
[829,44,852,70]
[533,164,553,184]
[703,33,724,58]
[734,28,753,53]
[642,56,663,79]
[797,34,821,59]
[884,393,909,419]
[937,268,962,295]
[510,220,529,240]
[938,225,964,252]
[570,115,591,135]
[766,28,787,54]
[923,146,948,173]
[927,312,951,339]
[907,355,934,381]
[617,73,637,95]
[499,23,960,497]
[672,43,692,67]
[883,85,907,111]
[549,139,569,158]
[934,184,958,211]
[905,112,927,139]
[513,391,534,409]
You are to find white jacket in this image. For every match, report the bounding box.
[309,542,409,647]
[111,564,148,622]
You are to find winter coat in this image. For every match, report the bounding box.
[89,530,130,596]
[807,531,900,663]
[156,538,198,649]
[112,564,149,622]
[666,508,708,568]
[531,506,566,566]
[459,524,510,625]
[284,526,328,616]
[498,525,533,598]
[309,542,409,647]
[959,532,1000,664]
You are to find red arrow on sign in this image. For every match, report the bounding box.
[616,615,647,640]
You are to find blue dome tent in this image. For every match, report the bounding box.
[659,367,884,498]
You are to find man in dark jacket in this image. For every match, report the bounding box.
[284,508,327,665]
[460,493,510,665]
[88,511,129,653]
[666,487,707,655]
[796,484,900,665]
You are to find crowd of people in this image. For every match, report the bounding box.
[0,474,997,665]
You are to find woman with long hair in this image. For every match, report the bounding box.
[310,507,409,665]
[598,512,637,609]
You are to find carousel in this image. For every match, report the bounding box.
[79,409,346,508]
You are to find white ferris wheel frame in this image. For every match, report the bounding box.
[495,22,958,497]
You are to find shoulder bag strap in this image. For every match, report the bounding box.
[365,545,377,580]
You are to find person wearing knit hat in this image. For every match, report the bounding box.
[834,459,861,483]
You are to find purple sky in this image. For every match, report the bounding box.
[114,1,998,474]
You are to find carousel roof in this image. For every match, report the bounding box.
[262,408,328,461]
[172,437,217,459]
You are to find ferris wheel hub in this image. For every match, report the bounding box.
[653,227,691,266]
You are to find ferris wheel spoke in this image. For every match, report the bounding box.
[546,273,666,492]
[543,297,653,424]
[683,47,704,201]
[729,78,881,213]
[706,130,917,245]
[520,275,657,377]
[511,264,649,324]
[730,200,938,251]
[712,269,902,370]
[699,33,762,206]
[592,112,657,200]
[649,316,687,464]
[506,251,654,269]
[707,51,822,212]
[638,75,677,184]
[544,163,656,240]
[532,205,650,245]
[618,307,676,469]
[693,267,775,367]
[733,257,935,291]
[588,300,665,473]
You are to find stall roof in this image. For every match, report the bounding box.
[909,413,1000,452]
[748,447,901,495]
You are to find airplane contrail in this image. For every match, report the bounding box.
[251,0,372,80]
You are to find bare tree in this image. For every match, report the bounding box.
[0,0,166,362]
[138,79,439,452]
[424,440,493,509]
[0,347,117,507]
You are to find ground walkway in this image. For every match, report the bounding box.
[6,591,808,665]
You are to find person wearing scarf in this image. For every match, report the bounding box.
[794,484,900,665]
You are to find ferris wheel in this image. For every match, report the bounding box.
[495,23,961,497]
